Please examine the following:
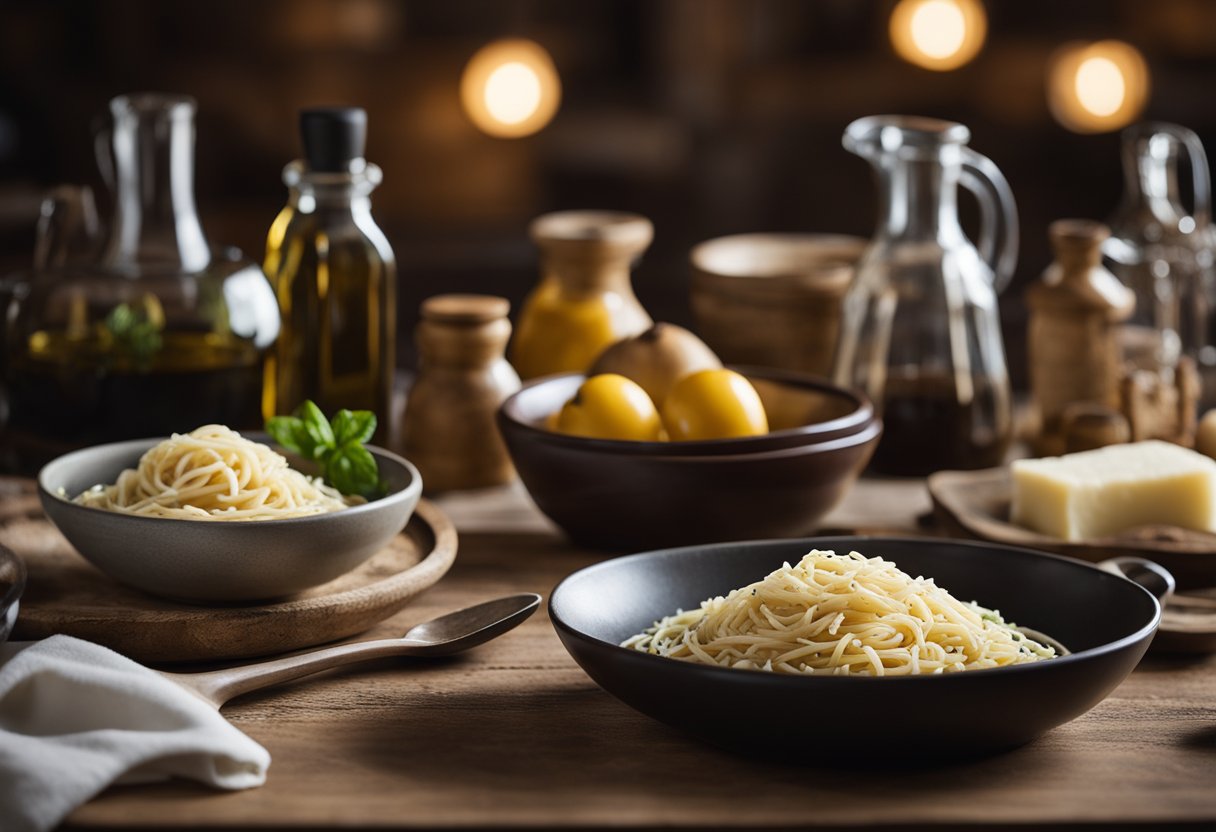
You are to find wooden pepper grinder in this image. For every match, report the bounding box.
[510,210,654,380]
[1026,220,1135,456]
[402,295,521,493]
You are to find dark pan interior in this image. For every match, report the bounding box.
[555,536,1158,657]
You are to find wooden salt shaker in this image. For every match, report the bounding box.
[1026,220,1135,456]
[402,295,521,493]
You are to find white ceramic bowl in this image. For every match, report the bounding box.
[38,437,422,603]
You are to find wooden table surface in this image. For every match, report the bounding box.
[60,478,1216,830]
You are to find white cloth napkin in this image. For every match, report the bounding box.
[0,635,270,832]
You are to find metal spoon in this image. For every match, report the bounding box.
[160,593,541,709]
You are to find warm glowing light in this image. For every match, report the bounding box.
[911,1,966,59]
[1074,57,1125,117]
[890,0,986,71]
[483,62,542,125]
[1048,41,1150,133]
[461,39,561,138]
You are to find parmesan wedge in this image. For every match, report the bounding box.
[1010,440,1216,541]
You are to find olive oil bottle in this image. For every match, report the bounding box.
[263,108,397,440]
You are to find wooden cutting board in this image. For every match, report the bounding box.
[928,466,1216,589]
[0,478,458,663]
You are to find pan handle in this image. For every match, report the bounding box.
[1098,557,1176,603]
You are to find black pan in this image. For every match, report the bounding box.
[550,536,1162,758]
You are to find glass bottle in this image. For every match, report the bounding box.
[833,116,1018,476]
[402,294,521,492]
[0,93,279,473]
[511,210,653,380]
[263,108,397,441]
[1106,122,1216,402]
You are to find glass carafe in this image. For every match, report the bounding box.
[0,93,279,474]
[833,116,1018,476]
[1106,122,1215,399]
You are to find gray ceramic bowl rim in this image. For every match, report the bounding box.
[37,436,422,528]
[499,366,876,455]
[0,543,26,615]
[550,535,1162,684]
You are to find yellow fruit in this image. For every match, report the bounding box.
[553,374,663,441]
[661,369,769,441]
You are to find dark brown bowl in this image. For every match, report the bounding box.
[497,404,880,550]
[502,366,875,457]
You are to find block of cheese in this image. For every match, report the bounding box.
[1010,440,1216,541]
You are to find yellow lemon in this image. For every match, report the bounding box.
[553,374,663,441]
[661,369,769,440]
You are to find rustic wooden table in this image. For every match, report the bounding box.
[61,478,1216,830]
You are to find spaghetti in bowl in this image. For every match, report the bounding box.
[37,433,421,602]
[73,425,358,521]
[550,536,1160,757]
[623,550,1059,676]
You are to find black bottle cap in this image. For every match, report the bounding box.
[299,107,367,172]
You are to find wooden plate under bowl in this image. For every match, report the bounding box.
[0,479,457,663]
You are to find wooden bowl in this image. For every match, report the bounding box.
[690,233,866,377]
[497,373,880,549]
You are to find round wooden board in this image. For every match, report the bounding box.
[0,478,458,663]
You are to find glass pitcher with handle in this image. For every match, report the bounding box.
[0,93,279,474]
[1106,122,1215,398]
[833,115,1018,476]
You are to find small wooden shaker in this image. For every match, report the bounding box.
[402,295,521,492]
[1026,220,1135,456]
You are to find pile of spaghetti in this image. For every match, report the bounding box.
[623,550,1056,676]
[75,425,354,521]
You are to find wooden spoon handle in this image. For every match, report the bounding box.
[165,638,413,708]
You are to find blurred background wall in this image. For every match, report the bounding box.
[3,0,1216,381]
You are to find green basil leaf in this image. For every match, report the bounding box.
[293,400,335,457]
[332,409,377,445]
[293,420,321,458]
[265,416,303,453]
[323,442,381,499]
[105,304,135,336]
